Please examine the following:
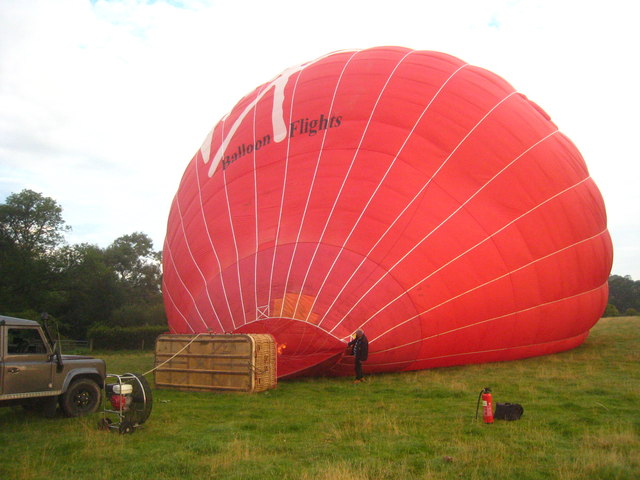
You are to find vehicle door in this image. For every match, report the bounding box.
[2,326,54,395]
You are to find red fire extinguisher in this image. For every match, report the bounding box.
[476,387,494,424]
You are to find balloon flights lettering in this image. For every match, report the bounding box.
[221,113,343,170]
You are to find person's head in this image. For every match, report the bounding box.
[355,329,364,338]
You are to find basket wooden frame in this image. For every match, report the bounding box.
[154,333,277,393]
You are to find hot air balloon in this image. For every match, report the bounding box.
[162,46,612,378]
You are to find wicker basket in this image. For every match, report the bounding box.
[154,333,277,393]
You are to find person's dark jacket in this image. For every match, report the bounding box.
[348,335,369,361]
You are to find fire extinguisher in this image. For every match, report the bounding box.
[475,387,494,424]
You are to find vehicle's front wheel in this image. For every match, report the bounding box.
[60,378,101,417]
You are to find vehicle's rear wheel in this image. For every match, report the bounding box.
[60,378,101,417]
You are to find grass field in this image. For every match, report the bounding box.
[1,317,638,480]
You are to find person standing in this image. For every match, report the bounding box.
[347,329,369,383]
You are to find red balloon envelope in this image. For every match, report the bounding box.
[163,47,613,378]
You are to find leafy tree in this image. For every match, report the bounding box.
[0,189,69,256]
[603,303,619,317]
[110,303,167,327]
[608,275,640,313]
[104,232,163,306]
[53,237,165,336]
[0,190,69,312]
[54,243,121,337]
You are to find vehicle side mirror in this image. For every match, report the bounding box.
[50,341,63,370]
[48,344,57,361]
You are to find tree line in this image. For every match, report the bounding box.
[0,189,166,345]
[605,274,640,317]
[1,189,637,344]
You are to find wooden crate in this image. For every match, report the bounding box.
[154,334,277,393]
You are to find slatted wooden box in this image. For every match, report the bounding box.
[154,334,277,393]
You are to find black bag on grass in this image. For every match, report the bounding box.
[494,402,524,421]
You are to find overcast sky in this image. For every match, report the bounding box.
[1,0,638,279]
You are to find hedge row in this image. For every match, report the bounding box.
[87,325,169,350]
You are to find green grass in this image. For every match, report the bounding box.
[1,317,638,480]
